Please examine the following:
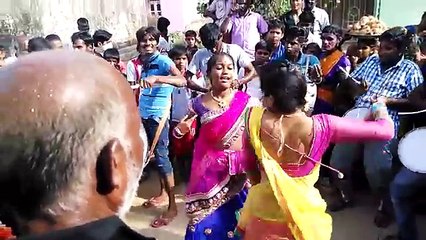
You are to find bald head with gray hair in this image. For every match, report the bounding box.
[0,50,147,236]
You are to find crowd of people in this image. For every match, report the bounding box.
[1,0,426,240]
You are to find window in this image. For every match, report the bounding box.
[149,0,162,16]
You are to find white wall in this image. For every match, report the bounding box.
[160,0,203,32]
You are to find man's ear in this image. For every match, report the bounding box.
[96,139,125,195]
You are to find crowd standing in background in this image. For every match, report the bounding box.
[0,1,426,240]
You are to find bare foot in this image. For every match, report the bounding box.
[142,193,168,208]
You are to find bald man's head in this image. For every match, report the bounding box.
[0,51,146,235]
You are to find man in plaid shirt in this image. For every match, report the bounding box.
[328,27,424,228]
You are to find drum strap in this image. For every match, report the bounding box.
[147,100,172,160]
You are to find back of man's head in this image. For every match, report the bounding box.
[0,50,147,236]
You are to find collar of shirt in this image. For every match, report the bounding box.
[270,43,286,61]
[21,216,155,240]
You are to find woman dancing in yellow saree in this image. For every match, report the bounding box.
[237,62,395,240]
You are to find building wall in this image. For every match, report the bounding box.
[0,0,148,44]
[377,0,424,27]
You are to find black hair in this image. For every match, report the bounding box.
[268,19,285,33]
[45,34,61,42]
[185,30,197,38]
[93,30,112,45]
[77,17,90,32]
[0,45,5,51]
[27,37,52,53]
[199,23,221,50]
[357,37,379,47]
[206,52,235,76]
[304,42,321,58]
[418,11,426,34]
[255,40,273,53]
[136,26,161,44]
[103,48,120,61]
[379,27,412,51]
[168,45,189,60]
[322,25,345,49]
[286,26,308,41]
[157,17,170,32]
[259,61,307,114]
[299,11,315,24]
[71,31,94,46]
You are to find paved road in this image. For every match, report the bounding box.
[125,175,426,240]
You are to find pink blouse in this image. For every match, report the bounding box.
[285,114,394,177]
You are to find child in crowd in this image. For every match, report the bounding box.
[266,19,285,60]
[103,48,126,77]
[238,40,273,100]
[184,30,199,61]
[168,45,205,183]
[304,42,322,59]
[356,37,379,64]
[346,43,360,72]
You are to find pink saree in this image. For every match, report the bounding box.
[185,91,257,227]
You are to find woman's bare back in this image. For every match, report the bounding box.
[259,111,315,166]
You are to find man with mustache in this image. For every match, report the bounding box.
[0,50,155,240]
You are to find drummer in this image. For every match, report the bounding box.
[328,27,424,228]
[386,81,426,240]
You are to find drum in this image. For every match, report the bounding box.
[398,128,426,173]
[304,82,317,116]
[343,107,370,119]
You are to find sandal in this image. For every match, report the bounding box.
[150,214,176,228]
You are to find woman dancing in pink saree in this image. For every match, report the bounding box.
[173,52,259,240]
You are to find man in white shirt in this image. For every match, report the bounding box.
[187,23,256,88]
[157,17,171,53]
[204,0,232,27]
[305,0,330,41]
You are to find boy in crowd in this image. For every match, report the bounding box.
[238,40,273,99]
[93,29,114,55]
[157,17,171,54]
[168,45,205,183]
[71,31,98,56]
[134,26,187,228]
[356,37,379,64]
[103,48,126,77]
[298,10,322,46]
[265,19,285,61]
[185,30,199,61]
[45,34,63,49]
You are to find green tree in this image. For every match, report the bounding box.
[253,0,290,20]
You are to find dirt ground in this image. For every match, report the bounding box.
[124,174,426,240]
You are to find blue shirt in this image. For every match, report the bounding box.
[353,54,424,131]
[270,43,286,61]
[139,52,175,120]
[278,52,320,78]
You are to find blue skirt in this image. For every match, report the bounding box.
[184,189,248,240]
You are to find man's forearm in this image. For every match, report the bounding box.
[387,98,411,111]
[156,76,187,87]
[187,79,208,93]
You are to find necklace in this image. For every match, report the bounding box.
[210,90,231,109]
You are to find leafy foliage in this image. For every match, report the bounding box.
[253,0,290,20]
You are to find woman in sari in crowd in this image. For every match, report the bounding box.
[236,61,395,240]
[173,52,260,240]
[313,25,351,115]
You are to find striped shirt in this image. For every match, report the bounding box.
[353,54,424,131]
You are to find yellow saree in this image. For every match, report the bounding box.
[237,107,332,240]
